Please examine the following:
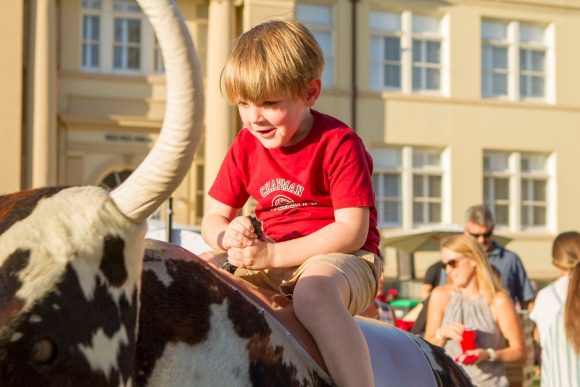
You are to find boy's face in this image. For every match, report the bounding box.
[236,79,321,149]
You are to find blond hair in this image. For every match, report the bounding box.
[220,18,324,103]
[440,234,503,304]
[552,231,580,353]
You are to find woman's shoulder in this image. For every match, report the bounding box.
[426,285,454,317]
[490,289,513,310]
[430,284,454,303]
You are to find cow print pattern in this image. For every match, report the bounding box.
[0,257,138,386]
[100,236,128,287]
[0,186,140,387]
[0,250,30,326]
[0,187,66,237]
[137,245,332,387]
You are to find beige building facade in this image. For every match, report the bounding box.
[2,0,580,279]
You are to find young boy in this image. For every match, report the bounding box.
[201,18,381,387]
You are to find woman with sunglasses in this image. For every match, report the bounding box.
[425,234,526,387]
[530,231,580,386]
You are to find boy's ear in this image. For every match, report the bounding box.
[305,78,322,107]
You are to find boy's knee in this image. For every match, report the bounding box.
[293,273,349,320]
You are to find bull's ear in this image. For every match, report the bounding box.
[110,0,204,223]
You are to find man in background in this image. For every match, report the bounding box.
[464,204,536,309]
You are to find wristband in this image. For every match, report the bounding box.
[486,348,497,362]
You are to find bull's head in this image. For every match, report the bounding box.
[0,0,203,385]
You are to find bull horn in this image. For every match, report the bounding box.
[110,0,204,223]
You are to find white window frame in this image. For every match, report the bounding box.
[483,151,511,226]
[369,10,448,95]
[411,148,446,226]
[295,3,335,88]
[112,14,143,72]
[372,146,450,229]
[81,0,161,75]
[81,0,102,70]
[481,19,553,102]
[484,150,555,232]
[372,148,403,227]
[192,4,208,77]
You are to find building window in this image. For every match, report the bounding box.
[296,3,334,87]
[82,0,101,69]
[193,3,208,77]
[484,151,553,231]
[372,147,447,228]
[372,148,402,227]
[483,152,510,226]
[412,149,443,224]
[369,10,445,94]
[113,16,141,71]
[482,20,551,101]
[81,0,163,75]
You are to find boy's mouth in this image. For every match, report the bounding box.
[257,128,276,137]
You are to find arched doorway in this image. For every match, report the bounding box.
[99,168,133,191]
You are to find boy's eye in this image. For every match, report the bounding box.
[263,101,278,106]
[237,101,248,107]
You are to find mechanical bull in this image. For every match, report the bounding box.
[0,187,471,387]
[0,0,472,385]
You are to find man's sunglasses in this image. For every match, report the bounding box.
[442,256,465,269]
[468,228,494,239]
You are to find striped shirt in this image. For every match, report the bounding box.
[530,276,580,387]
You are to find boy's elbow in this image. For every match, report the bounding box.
[347,226,368,251]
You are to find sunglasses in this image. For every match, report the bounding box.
[468,228,494,239]
[442,256,465,269]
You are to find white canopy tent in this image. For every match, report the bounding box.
[382,225,512,280]
[382,225,512,253]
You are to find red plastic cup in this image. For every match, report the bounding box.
[461,329,477,353]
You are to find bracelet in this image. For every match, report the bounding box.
[435,328,444,340]
[486,348,497,362]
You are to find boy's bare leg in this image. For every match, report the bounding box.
[292,264,374,387]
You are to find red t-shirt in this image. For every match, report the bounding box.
[209,110,380,256]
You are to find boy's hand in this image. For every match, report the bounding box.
[227,240,275,270]
[223,216,258,249]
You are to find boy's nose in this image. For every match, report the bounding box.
[247,106,262,123]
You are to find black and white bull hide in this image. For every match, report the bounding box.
[0,186,472,386]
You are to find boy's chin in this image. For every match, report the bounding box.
[257,138,284,149]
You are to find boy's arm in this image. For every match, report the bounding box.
[201,197,256,251]
[227,206,370,269]
[275,206,369,266]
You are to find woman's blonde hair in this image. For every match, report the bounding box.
[440,234,503,304]
[220,18,324,103]
[552,231,580,353]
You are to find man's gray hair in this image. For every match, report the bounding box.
[465,204,495,228]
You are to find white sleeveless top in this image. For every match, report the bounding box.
[442,291,508,387]
[530,276,580,387]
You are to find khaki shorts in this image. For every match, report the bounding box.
[226,250,382,315]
